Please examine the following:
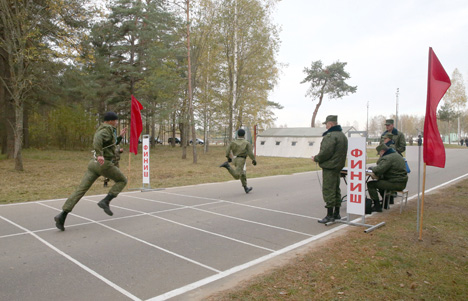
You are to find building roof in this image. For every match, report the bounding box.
[258,126,357,138]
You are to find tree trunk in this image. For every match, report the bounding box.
[311,83,327,127]
[186,0,197,164]
[14,100,24,171]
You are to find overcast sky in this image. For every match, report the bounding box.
[269,0,468,130]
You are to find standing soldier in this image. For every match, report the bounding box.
[219,128,257,193]
[54,112,128,231]
[312,115,348,224]
[380,119,406,155]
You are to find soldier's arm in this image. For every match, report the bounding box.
[314,135,335,163]
[247,142,255,161]
[398,133,406,154]
[370,157,391,177]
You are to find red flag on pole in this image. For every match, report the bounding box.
[423,48,451,168]
[130,95,144,155]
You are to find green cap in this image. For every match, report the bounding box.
[382,132,393,140]
[322,115,338,124]
[385,119,394,125]
[376,143,389,155]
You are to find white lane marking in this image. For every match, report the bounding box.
[92,200,276,253]
[0,214,141,301]
[146,222,348,301]
[155,190,318,220]
[39,202,221,273]
[126,195,314,237]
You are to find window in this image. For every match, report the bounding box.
[260,141,265,145]
[309,141,314,146]
[275,141,281,146]
[291,141,297,146]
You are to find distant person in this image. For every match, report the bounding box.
[460,138,464,146]
[367,144,408,212]
[54,112,128,231]
[380,119,406,155]
[220,129,257,193]
[311,115,348,224]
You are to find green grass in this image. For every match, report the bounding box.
[0,145,318,203]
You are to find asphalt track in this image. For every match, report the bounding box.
[1,146,467,300]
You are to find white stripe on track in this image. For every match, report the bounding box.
[0,214,141,301]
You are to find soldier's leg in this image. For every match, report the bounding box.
[101,162,127,197]
[62,160,100,212]
[331,170,342,219]
[367,180,382,212]
[227,157,244,180]
[318,169,337,224]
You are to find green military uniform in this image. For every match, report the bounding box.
[224,136,256,187]
[104,132,123,186]
[62,123,127,212]
[313,123,348,209]
[380,119,406,155]
[368,145,408,209]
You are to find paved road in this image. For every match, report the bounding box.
[1,146,467,300]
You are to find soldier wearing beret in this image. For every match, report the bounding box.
[220,128,257,193]
[367,144,408,212]
[54,112,128,231]
[380,119,406,155]
[312,115,348,223]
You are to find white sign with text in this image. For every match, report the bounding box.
[142,135,150,184]
[346,137,366,215]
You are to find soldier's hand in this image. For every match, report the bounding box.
[97,156,105,166]
[228,158,232,163]
[252,160,257,166]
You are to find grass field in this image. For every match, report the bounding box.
[0,145,317,203]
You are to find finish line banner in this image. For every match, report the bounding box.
[142,135,150,184]
[346,137,366,215]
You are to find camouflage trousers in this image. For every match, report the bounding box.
[321,169,342,208]
[367,180,406,202]
[63,159,127,212]
[227,157,248,187]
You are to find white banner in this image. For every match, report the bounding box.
[142,135,150,184]
[346,137,366,215]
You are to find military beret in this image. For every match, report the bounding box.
[382,132,393,140]
[103,111,119,121]
[376,143,389,155]
[237,129,245,137]
[385,119,394,125]
[322,115,338,124]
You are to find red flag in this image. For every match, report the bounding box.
[130,95,144,155]
[423,48,451,168]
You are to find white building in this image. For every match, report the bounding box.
[256,127,358,158]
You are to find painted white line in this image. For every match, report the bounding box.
[87,197,276,252]
[126,194,314,237]
[157,190,318,220]
[0,214,141,301]
[39,202,221,273]
[146,222,348,301]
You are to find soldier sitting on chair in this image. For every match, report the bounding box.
[367,144,408,212]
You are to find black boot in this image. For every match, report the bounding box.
[244,186,253,194]
[219,162,230,169]
[98,194,115,216]
[372,199,382,212]
[383,196,390,209]
[54,211,68,231]
[333,207,341,220]
[389,195,394,205]
[318,207,335,224]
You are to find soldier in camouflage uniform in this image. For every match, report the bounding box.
[220,129,257,193]
[382,132,395,150]
[380,119,406,155]
[54,112,128,231]
[367,143,408,212]
[312,115,348,224]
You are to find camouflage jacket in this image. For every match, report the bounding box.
[93,123,117,160]
[226,138,255,160]
[371,148,408,183]
[381,128,406,155]
[313,125,348,171]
